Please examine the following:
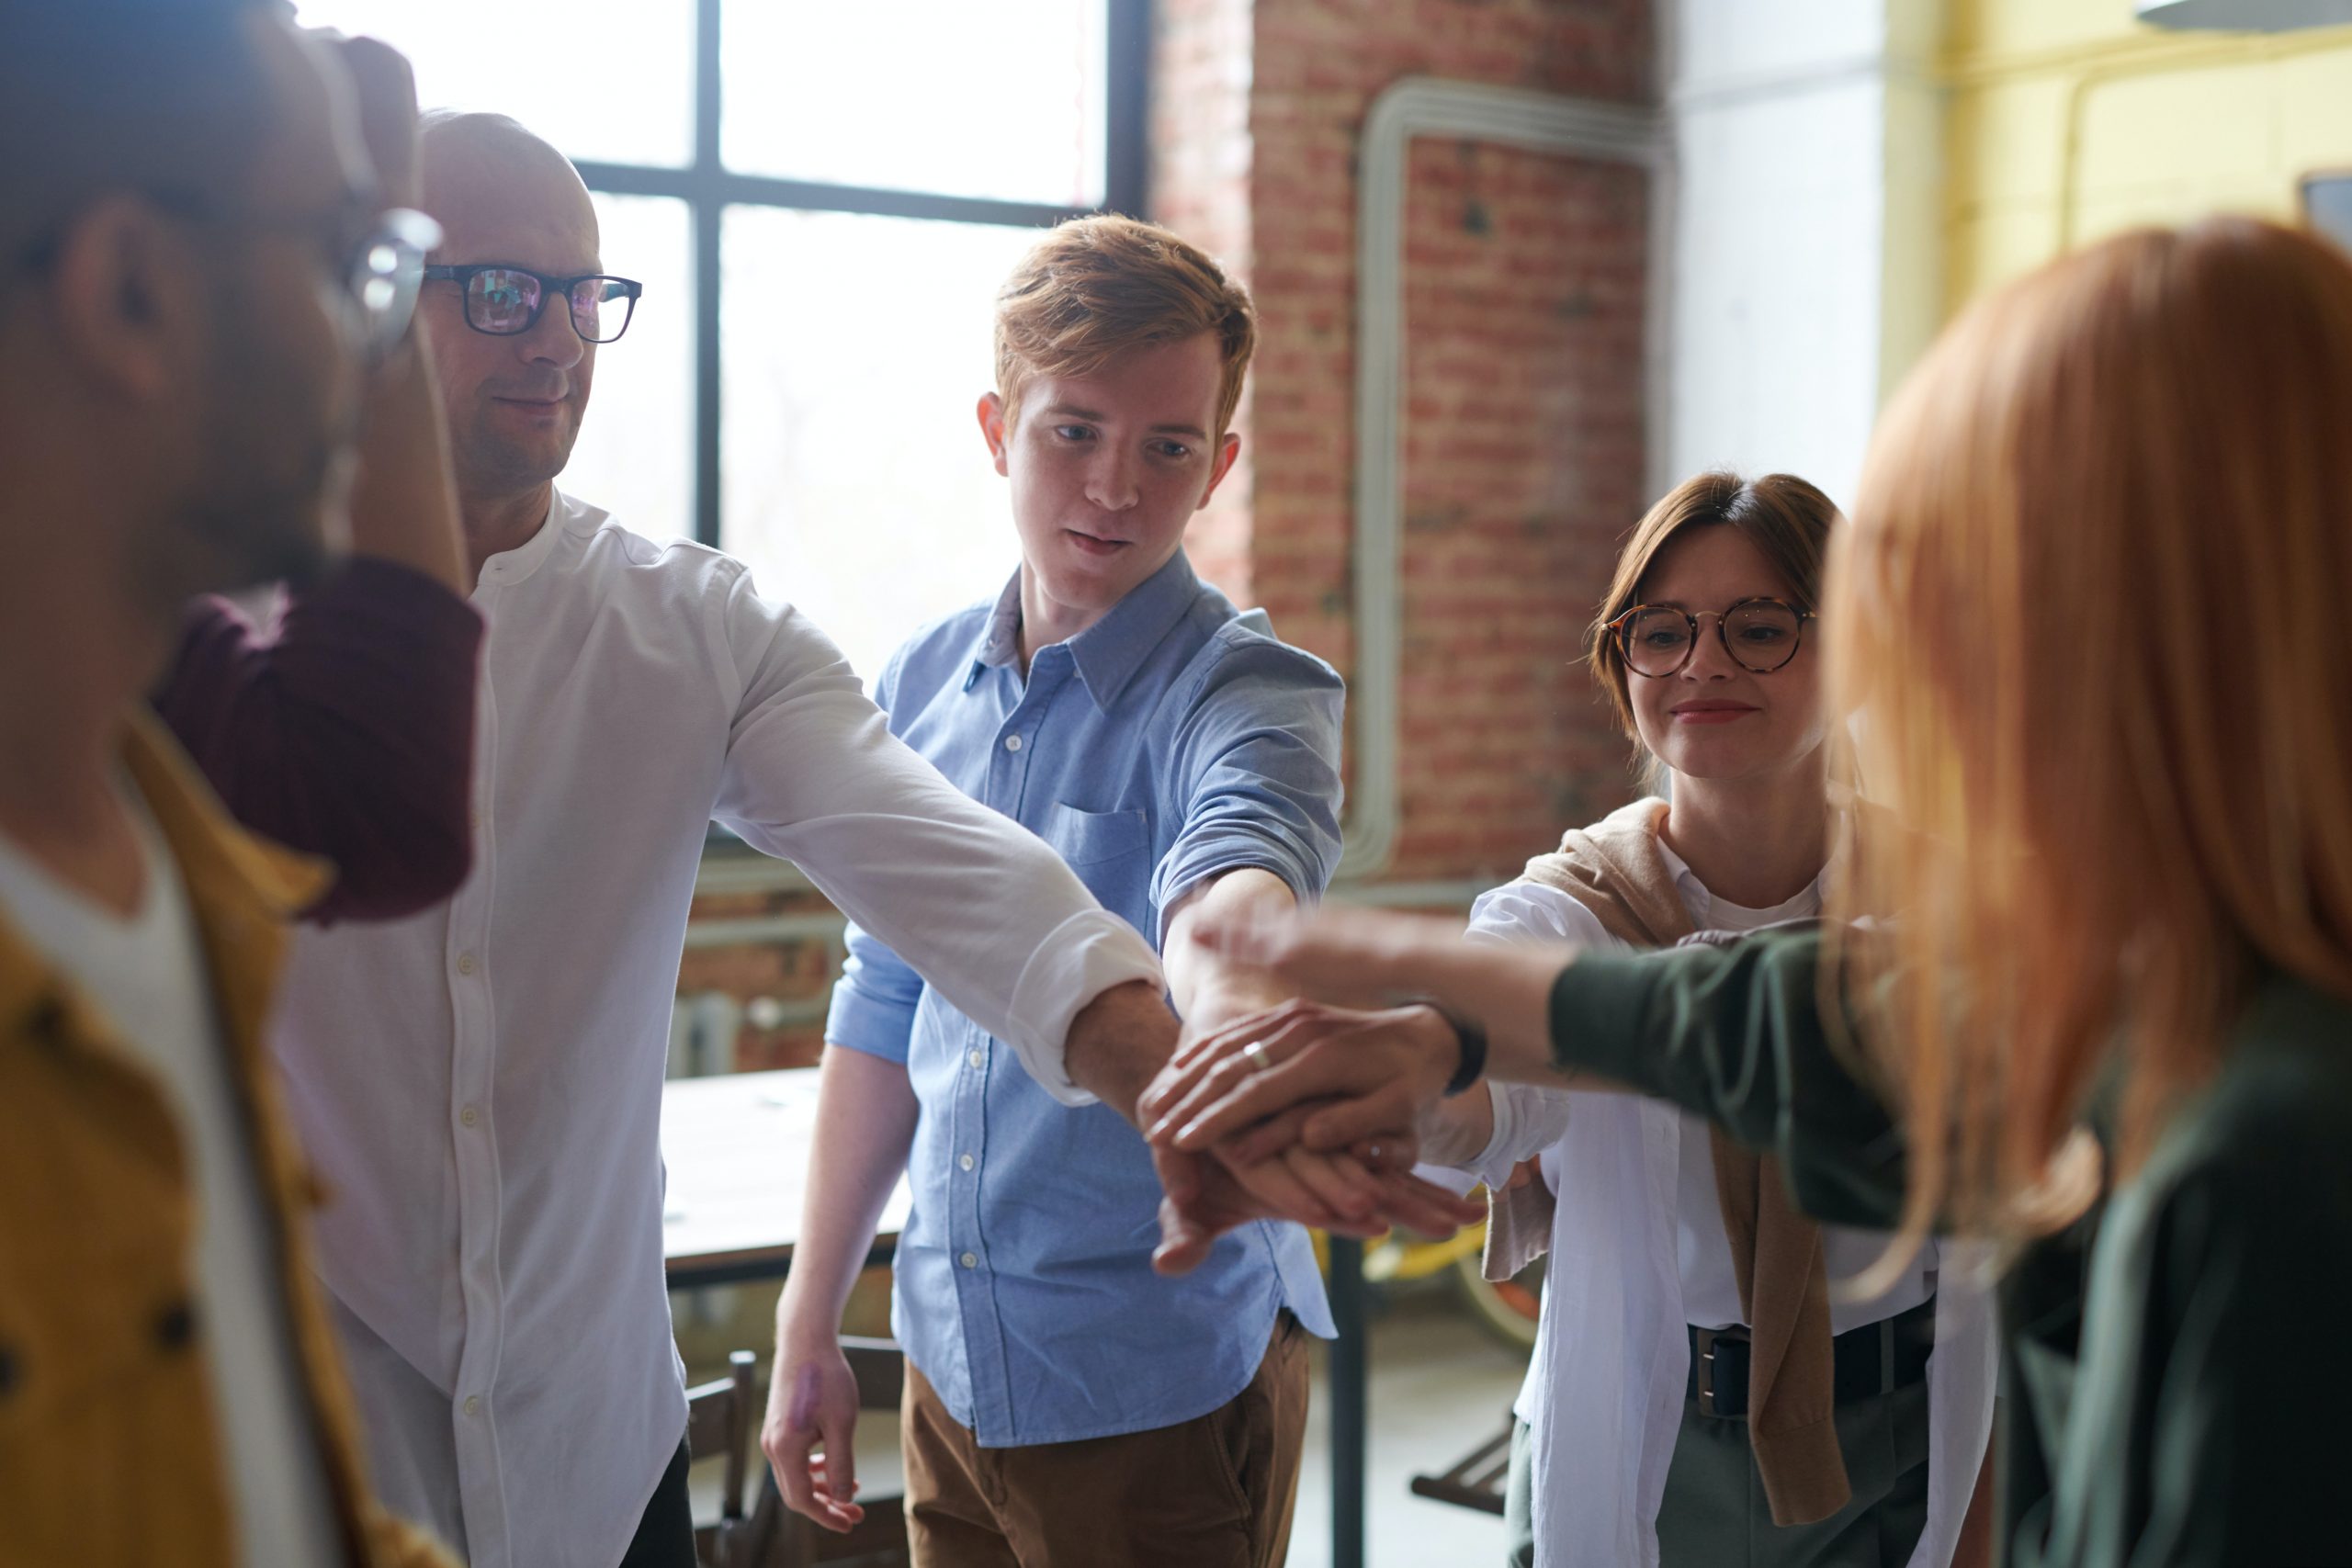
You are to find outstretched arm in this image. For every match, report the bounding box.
[1145,908,1913,1231]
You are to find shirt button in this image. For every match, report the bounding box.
[959,1154,975,1172]
[25,995,67,1047]
[1002,734,1023,752]
[959,1251,978,1269]
[967,1049,984,1069]
[456,952,478,976]
[459,1104,481,1129]
[153,1301,199,1353]
[463,1394,481,1416]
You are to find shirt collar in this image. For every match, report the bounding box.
[472,488,569,596]
[119,708,330,920]
[1655,829,1826,921]
[970,572,1025,682]
[966,549,1204,710]
[0,708,329,1060]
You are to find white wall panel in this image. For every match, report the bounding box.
[1661,0,1934,511]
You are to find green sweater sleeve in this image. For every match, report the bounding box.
[1545,927,1910,1230]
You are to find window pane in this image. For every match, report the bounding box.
[292,0,693,168]
[560,195,695,543]
[721,209,1039,684]
[723,1,1105,209]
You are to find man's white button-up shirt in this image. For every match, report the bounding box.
[267,491,1160,1568]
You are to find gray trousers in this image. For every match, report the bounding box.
[1502,1378,1930,1568]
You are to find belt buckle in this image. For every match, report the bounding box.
[1694,1326,1724,1417]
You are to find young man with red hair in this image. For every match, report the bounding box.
[764,216,1474,1567]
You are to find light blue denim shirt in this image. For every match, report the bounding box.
[826,549,1343,1446]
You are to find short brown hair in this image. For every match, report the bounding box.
[1587,470,1842,738]
[0,0,273,268]
[993,214,1256,437]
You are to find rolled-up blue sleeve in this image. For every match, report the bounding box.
[825,922,924,1063]
[1148,629,1346,928]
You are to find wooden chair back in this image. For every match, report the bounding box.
[1407,1412,1513,1517]
[701,1338,912,1568]
[685,1349,762,1565]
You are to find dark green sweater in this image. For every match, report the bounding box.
[1550,930,2352,1567]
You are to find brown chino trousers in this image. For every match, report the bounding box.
[900,1313,1310,1567]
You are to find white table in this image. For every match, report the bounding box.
[661,1066,912,1289]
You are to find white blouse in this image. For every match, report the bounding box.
[1459,843,1997,1568]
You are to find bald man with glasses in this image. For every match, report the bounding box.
[261,109,1187,1568]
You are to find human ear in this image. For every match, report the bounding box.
[977,390,1012,478]
[47,197,204,404]
[1197,430,1242,509]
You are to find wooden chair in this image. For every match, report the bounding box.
[685,1350,763,1568]
[692,1337,912,1568]
[1408,1411,1515,1517]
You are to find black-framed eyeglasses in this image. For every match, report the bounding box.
[1603,596,1816,678]
[423,264,642,344]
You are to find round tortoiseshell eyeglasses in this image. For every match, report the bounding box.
[1602,596,1815,678]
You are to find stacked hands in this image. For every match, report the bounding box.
[1141,905,1506,1277]
[766,903,1508,1533]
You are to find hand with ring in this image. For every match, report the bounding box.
[1143,998,1464,1163]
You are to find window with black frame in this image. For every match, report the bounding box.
[295,0,1145,682]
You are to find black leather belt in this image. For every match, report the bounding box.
[1687,1294,1936,1419]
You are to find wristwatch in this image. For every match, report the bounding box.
[1409,998,1488,1097]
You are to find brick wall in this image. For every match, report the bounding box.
[1166,0,1657,886]
[680,0,1657,1066]
[674,888,840,1070]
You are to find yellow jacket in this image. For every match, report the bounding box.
[0,712,453,1568]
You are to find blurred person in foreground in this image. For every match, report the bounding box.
[152,33,482,928]
[1147,216,2352,1568]
[0,1,457,1562]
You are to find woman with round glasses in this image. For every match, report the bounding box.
[1418,470,1995,1568]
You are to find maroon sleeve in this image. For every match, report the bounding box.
[153,557,482,924]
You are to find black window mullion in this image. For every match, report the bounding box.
[691,0,725,548]
[575,0,1140,557]
[1105,0,1150,217]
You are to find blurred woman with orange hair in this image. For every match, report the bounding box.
[1147,216,2352,1566]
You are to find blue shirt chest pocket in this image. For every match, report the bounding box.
[1040,802,1151,866]
[1038,802,1156,937]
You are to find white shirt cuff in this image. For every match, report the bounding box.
[1004,909,1165,1107]
[1466,1081,1526,1189]
[1469,1080,1573,1188]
